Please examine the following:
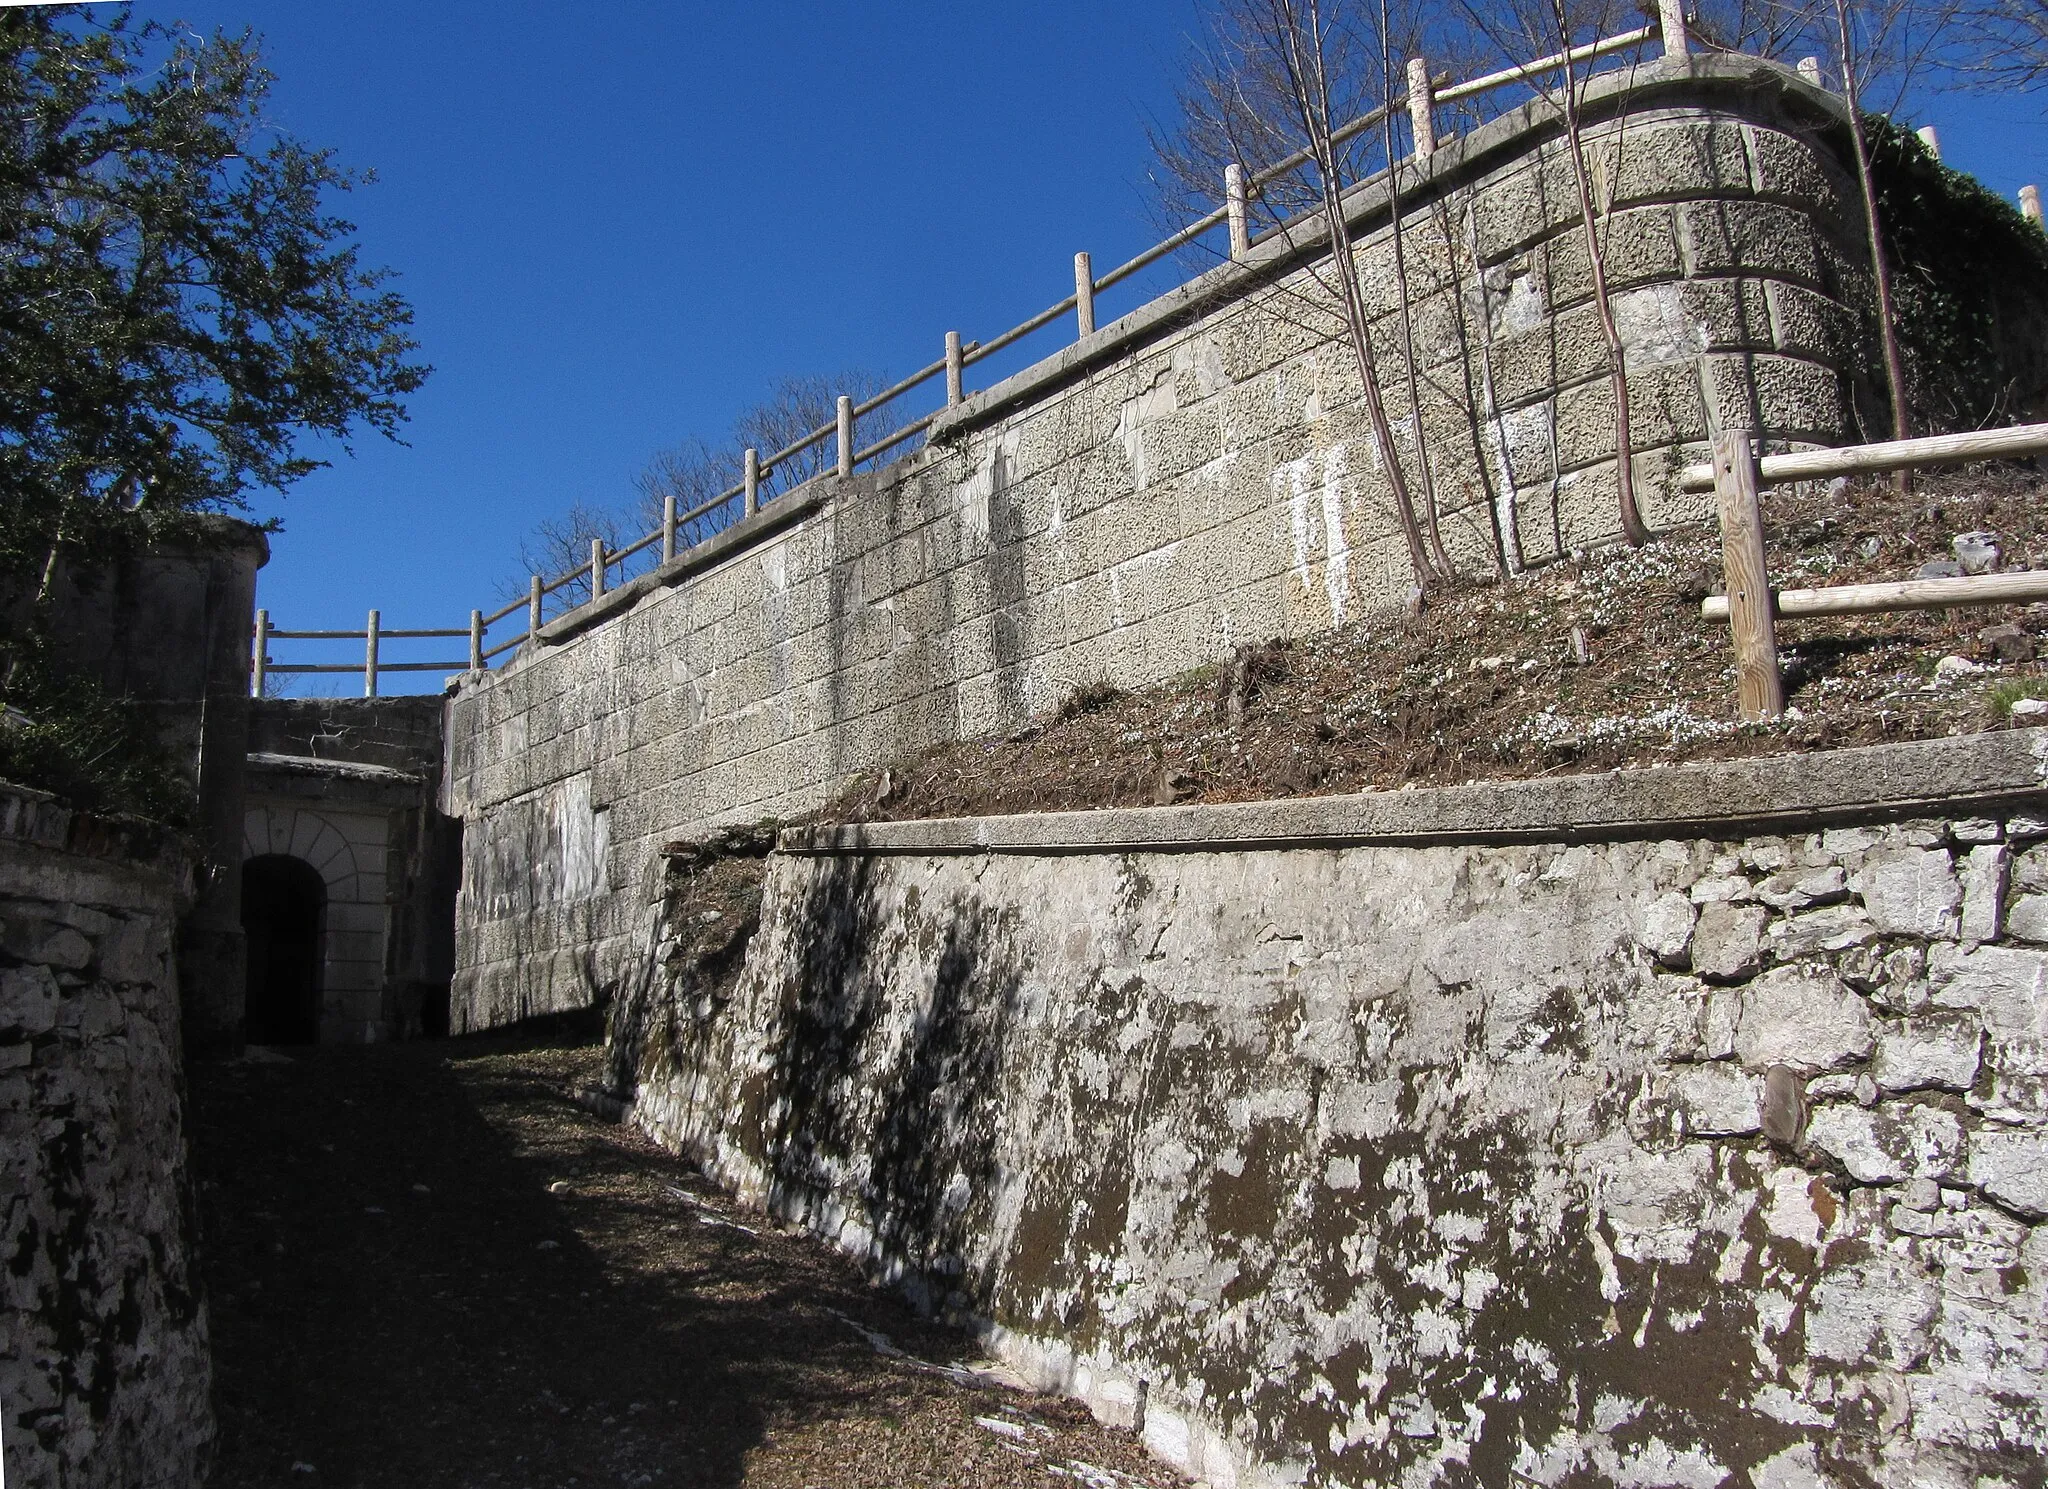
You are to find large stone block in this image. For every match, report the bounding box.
[1805,1101,1964,1183]
[1968,1128,2048,1219]
[1871,1015,1984,1094]
[1734,965,1875,1072]
[1861,847,1963,938]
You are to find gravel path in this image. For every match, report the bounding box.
[191,1027,1179,1489]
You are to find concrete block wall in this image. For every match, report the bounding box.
[625,735,2048,1489]
[0,786,212,1489]
[445,56,1879,1031]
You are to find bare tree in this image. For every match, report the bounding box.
[632,435,742,546]
[511,499,632,614]
[1156,0,1446,588]
[1953,0,2048,85]
[502,368,899,615]
[733,370,894,497]
[1454,0,1658,545]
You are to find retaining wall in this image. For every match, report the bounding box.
[445,54,1880,1030]
[0,785,211,1489]
[620,732,2048,1488]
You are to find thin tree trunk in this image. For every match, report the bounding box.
[1379,0,1453,578]
[1834,0,1912,447]
[1284,0,1440,587]
[1552,0,1652,546]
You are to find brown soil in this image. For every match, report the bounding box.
[829,466,2048,825]
[191,1027,1180,1489]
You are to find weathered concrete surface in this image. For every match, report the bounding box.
[618,740,2048,1488]
[446,56,1887,1032]
[0,784,212,1489]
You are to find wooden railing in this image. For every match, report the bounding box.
[1683,423,2048,720]
[449,9,1692,664]
[255,10,2048,696]
[252,609,481,698]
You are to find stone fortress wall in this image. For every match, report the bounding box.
[626,734,2048,1489]
[445,55,1886,1032]
[0,785,213,1489]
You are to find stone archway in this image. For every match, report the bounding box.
[242,803,389,1042]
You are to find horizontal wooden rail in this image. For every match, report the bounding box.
[481,633,527,663]
[266,661,470,675]
[266,626,465,640]
[853,410,943,467]
[481,594,528,626]
[1678,423,2048,492]
[1703,570,2048,621]
[1435,25,1656,103]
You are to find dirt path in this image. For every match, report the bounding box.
[189,1027,1179,1489]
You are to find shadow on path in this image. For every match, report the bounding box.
[189,1023,1174,1489]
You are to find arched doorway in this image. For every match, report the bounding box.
[242,854,327,1044]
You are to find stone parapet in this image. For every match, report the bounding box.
[0,783,211,1489]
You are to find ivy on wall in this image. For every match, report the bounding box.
[1869,115,2048,432]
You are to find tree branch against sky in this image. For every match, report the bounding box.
[1955,0,2048,85]
[0,3,428,596]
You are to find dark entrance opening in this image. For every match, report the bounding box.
[242,854,326,1045]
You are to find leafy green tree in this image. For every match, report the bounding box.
[0,3,429,594]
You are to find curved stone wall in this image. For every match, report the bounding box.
[446,55,1883,1031]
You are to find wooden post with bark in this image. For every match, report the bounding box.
[1711,431,1783,720]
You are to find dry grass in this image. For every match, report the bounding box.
[830,465,2048,825]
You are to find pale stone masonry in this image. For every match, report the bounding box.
[0,786,212,1489]
[622,736,2048,1488]
[446,55,1880,1029]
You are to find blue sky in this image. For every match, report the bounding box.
[116,2,2047,692]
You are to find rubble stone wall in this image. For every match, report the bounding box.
[623,736,2048,1489]
[0,785,211,1489]
[444,55,1879,1030]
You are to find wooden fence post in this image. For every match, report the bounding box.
[528,575,543,643]
[589,539,605,601]
[251,609,268,698]
[836,396,854,478]
[945,332,964,406]
[1658,0,1689,58]
[1073,252,1095,336]
[364,609,381,699]
[1406,57,1435,159]
[744,447,760,515]
[469,609,484,672]
[1225,164,1250,260]
[662,494,677,563]
[1712,431,1784,721]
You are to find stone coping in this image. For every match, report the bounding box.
[247,751,423,785]
[778,730,2048,857]
[0,779,197,889]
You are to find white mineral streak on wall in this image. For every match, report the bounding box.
[627,796,2048,1489]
